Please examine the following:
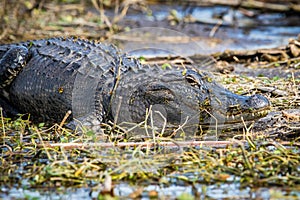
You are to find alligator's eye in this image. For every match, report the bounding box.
[145,84,175,102]
[185,74,199,86]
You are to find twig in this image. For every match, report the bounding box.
[58,110,72,131]
[113,96,122,128]
[203,109,218,140]
[0,107,5,145]
[209,20,223,38]
[154,110,167,137]
[39,140,244,149]
[291,72,298,98]
[241,116,255,148]
[185,0,299,12]
[36,127,53,160]
[170,116,189,138]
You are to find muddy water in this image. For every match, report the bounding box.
[112,4,300,56]
[3,182,299,199]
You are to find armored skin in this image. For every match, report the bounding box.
[0,37,270,134]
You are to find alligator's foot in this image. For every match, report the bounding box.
[0,97,20,118]
[67,114,104,134]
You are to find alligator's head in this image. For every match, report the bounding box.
[111,67,270,135]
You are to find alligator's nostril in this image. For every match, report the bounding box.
[249,94,270,109]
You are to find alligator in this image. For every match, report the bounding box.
[0,37,270,135]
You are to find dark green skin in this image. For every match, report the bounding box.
[0,37,270,133]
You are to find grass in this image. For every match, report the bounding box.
[1,111,299,198]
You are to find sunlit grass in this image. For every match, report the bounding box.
[1,114,299,192]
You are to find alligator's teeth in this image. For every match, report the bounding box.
[232,115,235,119]
[252,113,255,117]
[227,115,229,119]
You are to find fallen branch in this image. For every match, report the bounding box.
[37,140,300,150]
[211,37,300,63]
[176,0,300,12]
[39,140,244,149]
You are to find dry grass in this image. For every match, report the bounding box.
[1,109,299,198]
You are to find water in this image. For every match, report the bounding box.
[2,181,299,199]
[117,4,300,55]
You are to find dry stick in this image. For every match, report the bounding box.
[188,0,297,12]
[203,109,218,140]
[154,110,167,137]
[123,121,145,133]
[291,72,298,98]
[0,108,5,145]
[241,116,255,149]
[0,28,8,41]
[109,96,124,140]
[110,58,122,131]
[151,111,159,142]
[169,116,189,138]
[263,57,300,68]
[112,0,129,24]
[92,0,112,28]
[58,110,72,131]
[144,106,152,137]
[280,141,300,147]
[113,96,122,127]
[36,128,53,160]
[39,140,243,149]
[209,20,223,38]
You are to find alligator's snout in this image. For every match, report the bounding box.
[207,88,271,128]
[220,93,271,126]
[245,94,271,111]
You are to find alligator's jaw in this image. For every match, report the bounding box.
[199,93,271,129]
[203,108,270,130]
[225,109,270,126]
